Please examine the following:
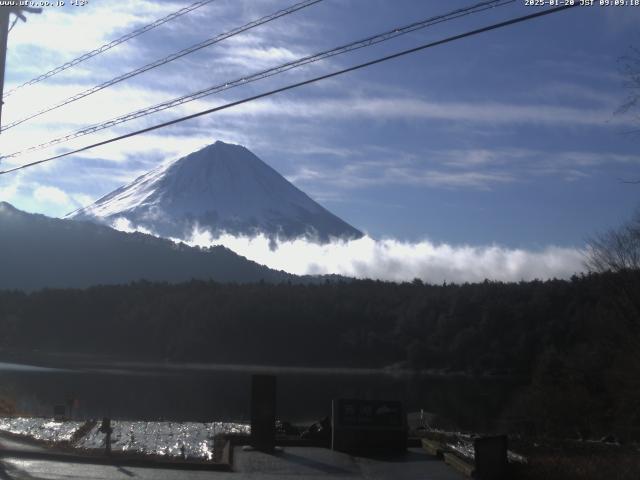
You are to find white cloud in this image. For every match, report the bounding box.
[11,184,97,217]
[111,217,154,236]
[33,185,71,206]
[108,220,584,283]
[181,230,585,283]
[0,178,20,202]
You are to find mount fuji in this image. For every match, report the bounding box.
[68,141,363,242]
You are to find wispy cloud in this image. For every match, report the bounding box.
[287,161,514,190]
[207,95,623,128]
[284,146,640,192]
[216,45,305,70]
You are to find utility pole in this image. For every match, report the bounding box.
[0,8,11,128]
[0,5,41,132]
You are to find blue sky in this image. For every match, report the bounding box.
[1,0,639,280]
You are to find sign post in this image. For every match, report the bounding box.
[0,7,11,127]
[99,417,113,456]
[250,374,277,452]
[0,6,41,130]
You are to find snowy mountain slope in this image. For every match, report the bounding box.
[68,141,363,241]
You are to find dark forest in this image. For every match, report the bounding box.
[1,271,638,440]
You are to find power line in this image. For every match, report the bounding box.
[0,3,578,176]
[0,0,514,160]
[1,0,217,99]
[0,0,323,132]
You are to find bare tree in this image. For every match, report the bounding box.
[585,210,640,352]
[616,47,640,184]
[586,212,640,435]
[617,46,640,130]
[585,210,640,273]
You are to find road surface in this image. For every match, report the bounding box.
[1,435,465,479]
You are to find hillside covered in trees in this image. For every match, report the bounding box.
[0,272,638,440]
[0,202,295,290]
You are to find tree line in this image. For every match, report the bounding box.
[0,270,638,439]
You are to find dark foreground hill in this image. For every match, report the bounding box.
[0,202,293,290]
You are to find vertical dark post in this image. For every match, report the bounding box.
[0,8,10,129]
[0,6,41,132]
[99,417,113,456]
[250,374,276,452]
[106,429,111,455]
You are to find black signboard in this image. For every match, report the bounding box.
[474,435,508,480]
[337,399,403,428]
[332,399,407,453]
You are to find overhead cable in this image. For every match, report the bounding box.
[0,4,579,176]
[1,0,513,160]
[0,0,323,132]
[2,0,217,99]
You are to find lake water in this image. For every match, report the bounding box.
[0,361,522,430]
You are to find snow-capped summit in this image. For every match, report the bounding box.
[68,141,363,242]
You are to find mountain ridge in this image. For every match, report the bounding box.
[0,201,298,291]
